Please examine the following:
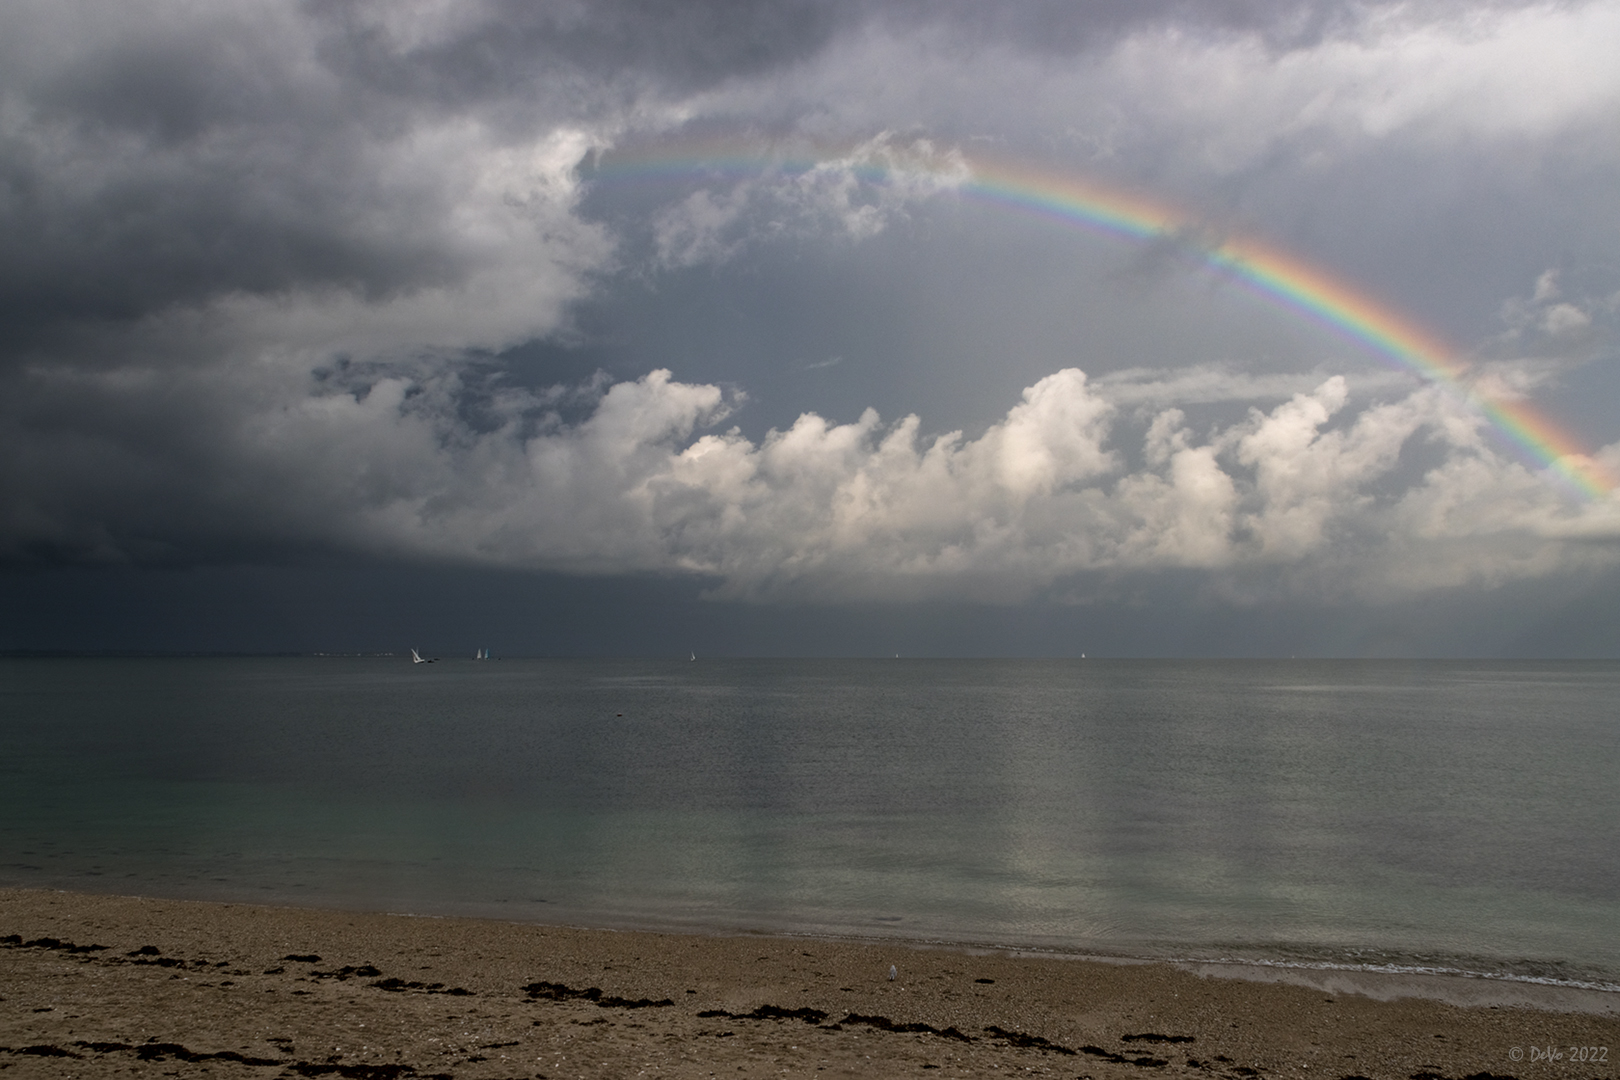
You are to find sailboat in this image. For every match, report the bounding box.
[411,648,435,664]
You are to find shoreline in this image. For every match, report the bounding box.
[12,876,1619,1009]
[4,887,1618,1079]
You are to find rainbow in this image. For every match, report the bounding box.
[590,143,1614,498]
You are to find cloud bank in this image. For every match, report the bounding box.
[10,351,1618,603]
[3,0,1620,637]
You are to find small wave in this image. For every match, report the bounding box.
[1173,954,1620,995]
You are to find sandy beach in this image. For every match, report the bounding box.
[2,888,1616,1079]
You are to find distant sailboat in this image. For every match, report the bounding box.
[411,648,435,664]
[690,651,696,662]
[475,648,489,660]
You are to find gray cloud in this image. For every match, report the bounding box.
[7,0,1609,346]
[0,5,603,349]
[2,0,1619,653]
[7,353,1617,604]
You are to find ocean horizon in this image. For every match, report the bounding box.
[3,656,1616,992]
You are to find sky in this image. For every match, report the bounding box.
[3,0,1620,657]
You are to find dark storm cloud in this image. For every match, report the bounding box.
[304,0,1414,109]
[308,0,855,105]
[1,6,484,344]
[877,0,1343,53]
[0,0,853,345]
[0,0,864,345]
[0,0,1524,345]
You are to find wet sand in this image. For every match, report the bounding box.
[2,887,1616,1079]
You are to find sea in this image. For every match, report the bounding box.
[2,657,1616,992]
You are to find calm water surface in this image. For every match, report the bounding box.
[1,658,1615,987]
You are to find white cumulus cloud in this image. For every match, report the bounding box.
[14,355,1616,604]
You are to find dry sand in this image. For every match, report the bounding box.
[2,887,1616,1079]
